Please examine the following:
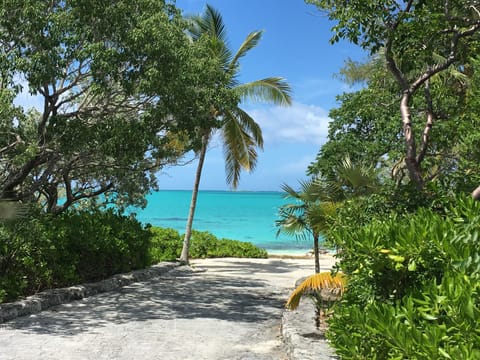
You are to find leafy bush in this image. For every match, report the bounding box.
[0,209,152,303]
[149,228,267,261]
[45,209,152,282]
[190,230,268,258]
[327,196,480,359]
[148,227,183,262]
[0,213,53,302]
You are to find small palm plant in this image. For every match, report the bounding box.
[286,272,346,329]
[286,272,346,310]
[276,179,337,273]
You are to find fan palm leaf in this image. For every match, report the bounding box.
[275,210,311,241]
[336,156,379,195]
[286,272,346,310]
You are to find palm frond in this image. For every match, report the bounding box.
[277,179,336,242]
[275,213,311,241]
[235,77,292,106]
[191,5,232,65]
[307,201,338,235]
[229,30,263,70]
[335,156,379,195]
[280,183,301,199]
[0,201,28,220]
[310,176,341,201]
[278,202,307,215]
[286,272,346,310]
[221,109,258,188]
[229,107,264,148]
[199,4,228,42]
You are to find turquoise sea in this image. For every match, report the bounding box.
[130,190,312,253]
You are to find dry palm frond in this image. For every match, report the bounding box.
[0,201,28,221]
[286,272,346,310]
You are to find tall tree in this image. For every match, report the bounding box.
[307,0,480,196]
[179,5,292,263]
[0,0,231,213]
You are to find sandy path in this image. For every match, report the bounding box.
[0,256,335,360]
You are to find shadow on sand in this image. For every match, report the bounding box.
[4,260,306,337]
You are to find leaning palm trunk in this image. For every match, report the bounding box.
[179,132,209,263]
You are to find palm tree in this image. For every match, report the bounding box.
[179,5,292,263]
[276,157,380,272]
[276,179,337,273]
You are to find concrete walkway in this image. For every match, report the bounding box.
[0,257,336,360]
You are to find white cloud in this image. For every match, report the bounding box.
[246,102,331,145]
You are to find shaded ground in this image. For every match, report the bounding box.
[0,257,334,360]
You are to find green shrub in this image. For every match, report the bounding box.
[46,209,152,282]
[148,228,268,261]
[0,211,56,302]
[149,227,182,262]
[190,230,267,258]
[0,209,152,303]
[327,196,480,359]
[331,208,452,304]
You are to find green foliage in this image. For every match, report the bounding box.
[0,209,152,303]
[307,1,480,193]
[307,83,400,179]
[150,227,267,262]
[0,0,234,212]
[190,231,268,259]
[149,227,183,262]
[327,196,480,358]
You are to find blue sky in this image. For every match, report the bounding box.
[157,0,365,191]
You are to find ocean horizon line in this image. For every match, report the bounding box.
[135,190,312,252]
[156,189,284,193]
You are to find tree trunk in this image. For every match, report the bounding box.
[179,132,209,264]
[472,185,480,201]
[400,92,424,189]
[313,233,320,274]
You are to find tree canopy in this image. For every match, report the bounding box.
[0,0,234,213]
[307,0,480,196]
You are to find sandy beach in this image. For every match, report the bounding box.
[0,255,337,360]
